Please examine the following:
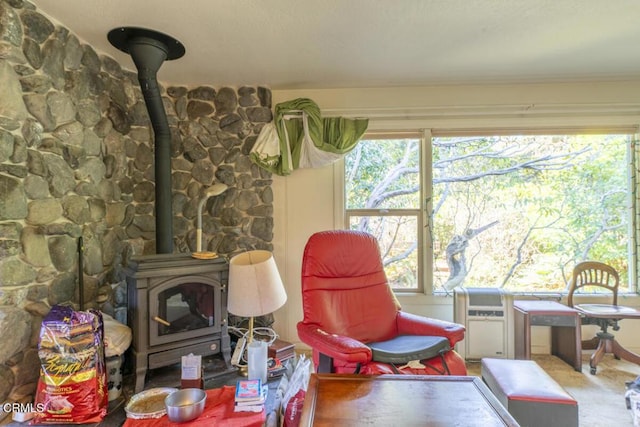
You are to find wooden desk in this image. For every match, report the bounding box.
[299,374,519,426]
[513,300,582,371]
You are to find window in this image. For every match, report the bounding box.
[345,133,423,291]
[344,131,637,294]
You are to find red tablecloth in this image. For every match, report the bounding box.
[123,386,265,427]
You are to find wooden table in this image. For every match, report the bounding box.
[513,300,582,371]
[299,374,519,426]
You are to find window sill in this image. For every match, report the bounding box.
[396,292,451,305]
[395,290,640,307]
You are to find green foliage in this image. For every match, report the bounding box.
[432,134,630,291]
[345,139,420,210]
[345,134,632,292]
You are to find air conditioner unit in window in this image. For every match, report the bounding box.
[453,287,515,360]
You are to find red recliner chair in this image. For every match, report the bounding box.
[297,230,467,375]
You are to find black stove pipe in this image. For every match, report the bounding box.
[127,37,173,254]
[108,28,185,254]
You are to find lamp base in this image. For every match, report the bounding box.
[191,251,218,260]
[238,365,248,377]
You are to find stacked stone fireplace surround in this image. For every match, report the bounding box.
[0,1,275,415]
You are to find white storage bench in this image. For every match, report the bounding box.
[481,358,578,427]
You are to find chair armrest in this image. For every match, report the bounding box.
[297,322,372,364]
[396,311,465,346]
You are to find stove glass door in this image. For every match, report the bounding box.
[149,275,222,346]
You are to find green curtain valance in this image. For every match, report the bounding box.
[250,98,368,176]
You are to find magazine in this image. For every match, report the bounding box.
[235,379,262,402]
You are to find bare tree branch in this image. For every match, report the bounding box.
[434,147,590,184]
[500,216,562,288]
[364,141,419,208]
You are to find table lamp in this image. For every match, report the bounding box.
[227,250,287,382]
[195,183,228,255]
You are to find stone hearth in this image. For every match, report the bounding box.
[0,1,274,416]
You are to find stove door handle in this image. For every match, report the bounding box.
[153,316,171,326]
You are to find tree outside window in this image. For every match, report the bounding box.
[344,133,634,294]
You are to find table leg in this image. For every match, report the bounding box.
[551,326,581,372]
[513,309,530,359]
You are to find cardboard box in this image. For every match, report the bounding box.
[181,353,203,389]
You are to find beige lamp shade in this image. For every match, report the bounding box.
[227,250,287,318]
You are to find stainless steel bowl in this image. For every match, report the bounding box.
[164,388,207,422]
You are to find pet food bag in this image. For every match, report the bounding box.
[281,355,311,427]
[33,305,108,424]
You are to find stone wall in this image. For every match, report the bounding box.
[0,0,273,410]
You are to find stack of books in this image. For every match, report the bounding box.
[234,379,267,413]
[267,357,287,379]
[268,338,295,362]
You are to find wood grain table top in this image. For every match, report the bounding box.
[299,374,519,427]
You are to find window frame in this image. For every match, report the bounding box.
[338,127,639,296]
[341,130,428,294]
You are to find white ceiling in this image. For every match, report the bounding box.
[33,0,640,90]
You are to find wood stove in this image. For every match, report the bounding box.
[108,28,236,392]
[126,253,233,392]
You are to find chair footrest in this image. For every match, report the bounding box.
[481,358,578,427]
